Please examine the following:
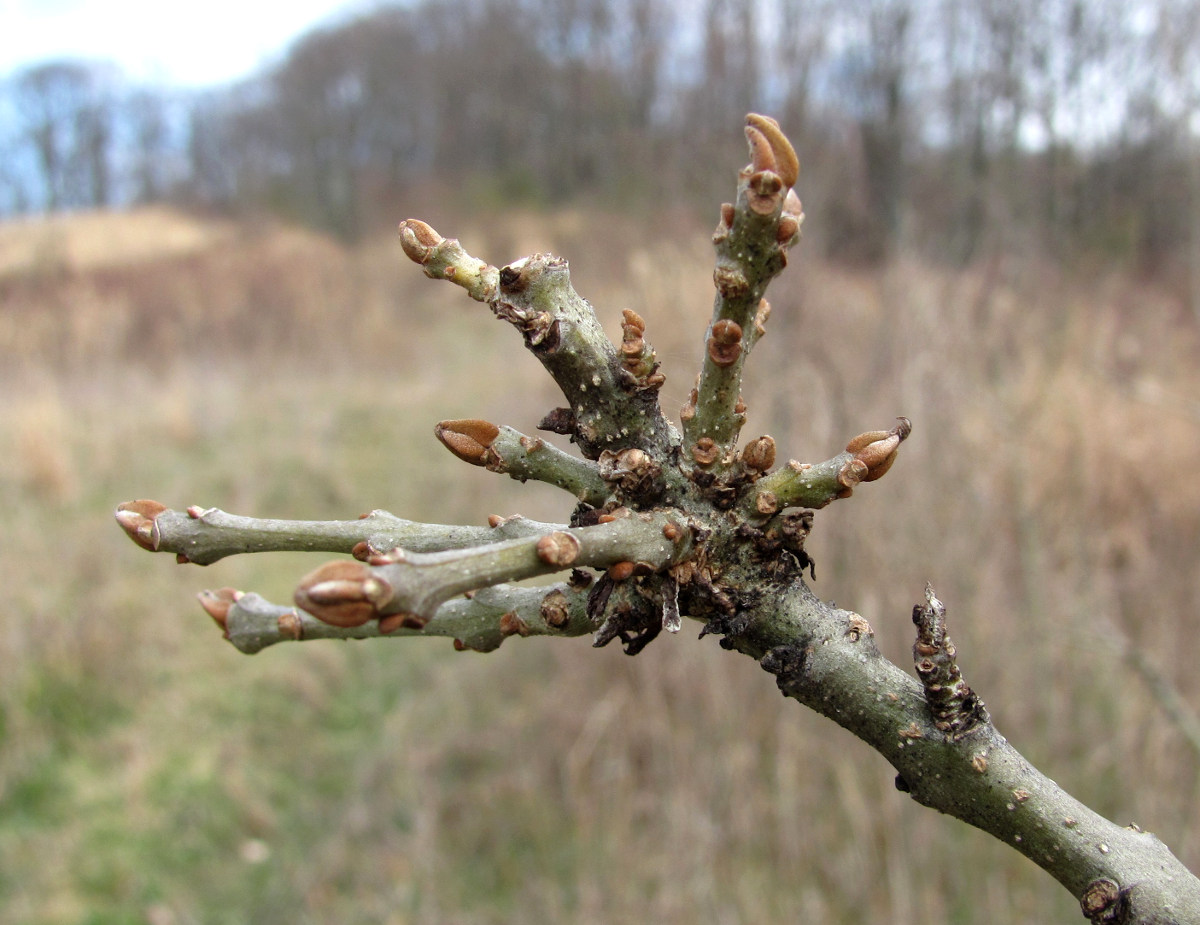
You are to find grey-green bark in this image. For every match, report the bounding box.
[117,115,1200,923]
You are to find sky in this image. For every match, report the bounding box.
[0,0,368,86]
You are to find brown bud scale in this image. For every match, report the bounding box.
[197,587,240,629]
[692,437,720,467]
[436,419,500,466]
[295,561,391,628]
[398,219,443,264]
[742,434,776,472]
[747,170,784,214]
[746,114,799,188]
[114,499,167,551]
[744,124,778,176]
[708,319,743,367]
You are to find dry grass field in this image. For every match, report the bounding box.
[1,203,1198,924]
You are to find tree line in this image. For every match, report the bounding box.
[2,0,1198,281]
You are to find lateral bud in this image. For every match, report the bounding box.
[435,419,501,466]
[747,170,785,215]
[708,319,743,367]
[742,435,777,473]
[536,531,582,567]
[294,560,394,628]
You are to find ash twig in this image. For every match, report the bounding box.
[208,582,592,655]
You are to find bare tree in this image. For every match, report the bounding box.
[126,87,172,204]
[11,61,116,210]
[117,114,1200,922]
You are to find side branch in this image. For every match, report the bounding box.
[435,420,612,507]
[742,418,911,517]
[399,221,675,459]
[682,115,803,464]
[202,581,593,655]
[114,500,563,565]
[294,508,693,630]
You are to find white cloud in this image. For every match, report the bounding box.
[1,0,363,86]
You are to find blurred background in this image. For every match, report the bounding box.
[2,0,1199,922]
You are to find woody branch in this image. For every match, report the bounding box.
[114,113,1200,921]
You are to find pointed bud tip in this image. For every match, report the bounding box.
[746,114,799,188]
[435,419,500,466]
[114,499,167,551]
[398,219,444,264]
[197,587,242,629]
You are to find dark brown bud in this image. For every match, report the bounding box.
[114,499,168,552]
[536,531,582,567]
[295,560,393,628]
[398,219,443,264]
[538,407,577,436]
[435,419,500,466]
[1080,879,1122,919]
[499,259,531,294]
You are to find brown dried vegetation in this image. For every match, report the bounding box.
[3,205,1199,922]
